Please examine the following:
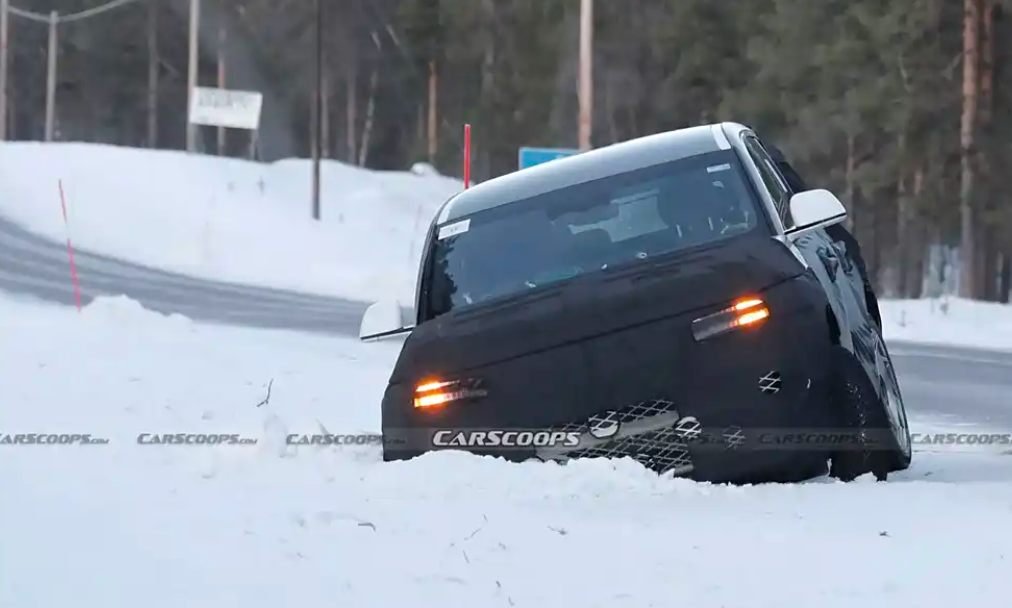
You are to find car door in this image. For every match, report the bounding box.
[743,134,888,387]
[741,137,861,335]
[762,140,880,326]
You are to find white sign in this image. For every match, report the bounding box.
[188,87,263,130]
[438,219,471,240]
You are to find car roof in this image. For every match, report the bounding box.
[435,123,743,224]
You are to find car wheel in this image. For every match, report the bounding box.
[828,346,911,482]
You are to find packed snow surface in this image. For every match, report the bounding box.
[2,293,1011,608]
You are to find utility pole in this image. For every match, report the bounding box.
[147,0,159,148]
[427,60,437,163]
[217,27,226,155]
[0,0,9,141]
[577,0,593,151]
[959,0,980,298]
[44,11,57,142]
[186,0,200,152]
[311,0,322,220]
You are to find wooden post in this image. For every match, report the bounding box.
[186,0,200,152]
[346,61,356,162]
[249,129,258,160]
[321,67,330,158]
[311,0,322,220]
[0,0,9,141]
[147,0,159,147]
[463,124,470,188]
[427,60,437,163]
[577,0,593,150]
[217,27,226,155]
[958,0,980,298]
[44,11,58,142]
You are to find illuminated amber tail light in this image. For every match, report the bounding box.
[414,378,487,409]
[692,297,770,342]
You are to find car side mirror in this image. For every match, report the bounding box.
[359,300,415,341]
[783,189,847,238]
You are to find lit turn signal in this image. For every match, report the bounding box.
[415,380,452,408]
[692,297,770,342]
[414,378,488,408]
[733,298,763,311]
[416,380,455,394]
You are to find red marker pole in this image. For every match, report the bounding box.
[463,124,471,189]
[58,179,82,312]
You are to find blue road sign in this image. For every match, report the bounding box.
[518,147,580,170]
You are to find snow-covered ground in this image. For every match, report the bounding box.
[881,297,1012,352]
[3,142,1011,350]
[2,142,1011,605]
[0,142,462,302]
[2,292,1012,608]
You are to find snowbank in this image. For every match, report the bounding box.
[0,142,462,302]
[3,293,1012,608]
[881,297,1012,352]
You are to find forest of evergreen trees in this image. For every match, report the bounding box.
[2,0,1011,302]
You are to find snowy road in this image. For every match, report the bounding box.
[3,212,1011,430]
[0,215,368,335]
[891,342,1012,427]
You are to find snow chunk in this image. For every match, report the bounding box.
[82,295,192,328]
[410,162,440,176]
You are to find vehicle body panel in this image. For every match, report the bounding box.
[381,121,900,482]
[390,234,806,421]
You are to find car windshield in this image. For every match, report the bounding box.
[423,150,763,318]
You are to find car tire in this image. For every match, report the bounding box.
[828,346,912,482]
[877,346,913,474]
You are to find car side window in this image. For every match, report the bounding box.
[743,135,794,229]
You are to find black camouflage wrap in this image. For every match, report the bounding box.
[379,124,906,483]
